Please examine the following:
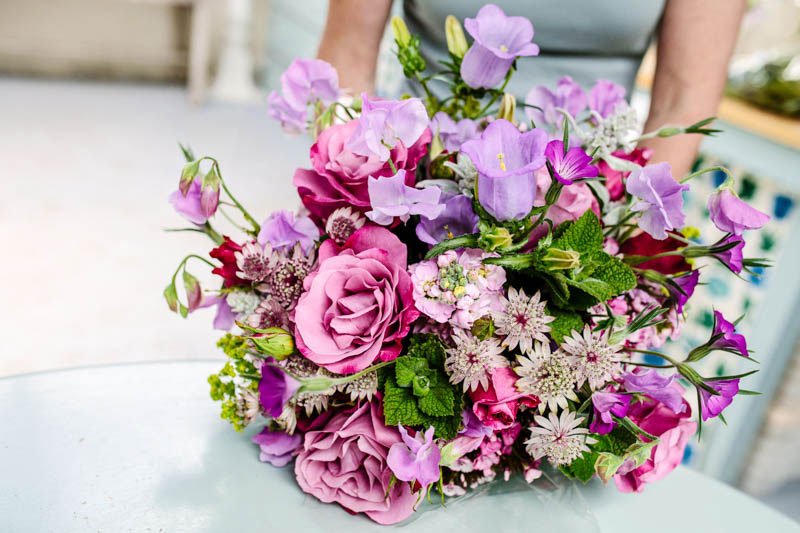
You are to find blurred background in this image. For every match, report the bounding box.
[0,0,798,519]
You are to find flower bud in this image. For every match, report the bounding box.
[297,375,338,394]
[479,226,513,251]
[657,127,682,138]
[182,270,203,312]
[200,169,221,219]
[542,247,581,271]
[248,328,295,360]
[391,16,412,47]
[471,316,495,340]
[497,93,516,123]
[179,160,201,195]
[163,282,178,313]
[445,15,469,58]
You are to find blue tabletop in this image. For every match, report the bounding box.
[1,361,797,532]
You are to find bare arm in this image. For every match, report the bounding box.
[640,0,746,178]
[317,0,393,95]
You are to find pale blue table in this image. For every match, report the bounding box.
[1,361,798,532]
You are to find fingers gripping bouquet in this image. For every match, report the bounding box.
[164,5,770,525]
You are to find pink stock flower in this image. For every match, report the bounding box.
[293,119,431,223]
[294,226,418,374]
[470,367,539,430]
[294,402,417,525]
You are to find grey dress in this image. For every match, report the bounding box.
[402,0,666,98]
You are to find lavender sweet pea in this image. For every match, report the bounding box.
[460,4,540,89]
[259,357,301,418]
[626,162,690,240]
[708,185,770,235]
[169,176,217,225]
[258,210,320,253]
[589,80,627,118]
[267,58,340,135]
[590,391,631,435]
[544,140,599,185]
[430,112,480,153]
[387,425,441,490]
[253,428,302,467]
[699,379,739,420]
[525,76,587,128]
[711,310,748,358]
[347,94,429,161]
[461,119,548,221]
[267,91,307,134]
[623,370,687,414]
[416,193,479,245]
[366,170,444,225]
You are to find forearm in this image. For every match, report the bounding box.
[317,0,393,95]
[639,0,746,178]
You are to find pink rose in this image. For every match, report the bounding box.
[294,226,419,374]
[613,388,696,493]
[294,402,417,525]
[293,119,431,223]
[470,367,539,430]
[596,148,652,201]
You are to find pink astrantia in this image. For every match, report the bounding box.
[366,170,444,225]
[525,76,587,128]
[544,140,599,185]
[347,94,429,161]
[626,162,690,240]
[258,210,320,254]
[708,185,770,236]
[387,425,441,490]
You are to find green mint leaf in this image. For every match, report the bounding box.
[552,210,604,254]
[547,308,584,343]
[560,426,638,483]
[591,251,637,295]
[407,334,448,369]
[383,377,425,426]
[395,356,431,388]
[417,372,456,416]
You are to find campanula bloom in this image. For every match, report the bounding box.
[708,186,770,236]
[544,140,599,185]
[415,192,479,245]
[347,94,429,161]
[387,425,441,489]
[366,170,444,225]
[626,162,690,240]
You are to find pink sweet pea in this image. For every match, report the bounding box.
[589,80,627,118]
[627,162,690,240]
[470,366,539,430]
[257,210,320,253]
[252,428,302,467]
[387,426,441,490]
[169,176,217,225]
[347,94,429,161]
[366,170,444,225]
[708,187,770,235]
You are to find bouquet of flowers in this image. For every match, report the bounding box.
[164,5,770,525]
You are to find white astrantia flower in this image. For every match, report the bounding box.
[514,341,579,413]
[525,410,597,467]
[325,206,365,245]
[493,288,555,353]
[560,325,624,390]
[235,387,261,428]
[338,370,378,402]
[226,290,261,315]
[444,329,508,392]
[235,242,273,282]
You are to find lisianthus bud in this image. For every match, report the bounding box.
[497,93,516,123]
[391,16,412,47]
[248,328,295,360]
[445,15,468,58]
[479,226,513,251]
[542,247,580,270]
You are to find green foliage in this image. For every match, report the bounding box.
[560,426,639,483]
[551,210,604,254]
[208,334,261,432]
[547,308,585,343]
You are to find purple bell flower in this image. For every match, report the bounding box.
[365,170,444,225]
[430,112,480,153]
[416,193,479,245]
[622,369,687,414]
[387,425,441,490]
[252,428,302,467]
[258,357,301,418]
[544,140,599,185]
[460,4,540,89]
[347,94,429,161]
[588,80,627,118]
[460,119,548,221]
[258,210,320,254]
[525,76,587,128]
[699,379,739,421]
[626,162,690,240]
[590,391,631,435]
[711,310,748,358]
[708,187,770,236]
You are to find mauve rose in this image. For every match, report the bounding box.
[294,226,419,374]
[294,402,417,525]
[293,119,431,223]
[613,387,696,493]
[470,367,539,430]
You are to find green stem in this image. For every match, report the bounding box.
[474,69,512,118]
[171,254,217,284]
[200,157,260,234]
[203,222,224,245]
[680,165,733,185]
[628,348,681,366]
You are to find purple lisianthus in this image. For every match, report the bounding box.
[525,76,587,128]
[699,379,739,421]
[713,235,745,274]
[259,357,301,418]
[169,176,217,225]
[708,187,770,236]
[461,119,548,221]
[544,140,599,185]
[589,80,627,118]
[387,425,441,490]
[365,170,444,225]
[623,369,687,414]
[416,193,479,245]
[627,162,690,240]
[252,428,302,467]
[347,94,429,161]
[258,210,320,254]
[590,391,631,435]
[460,4,540,89]
[430,112,480,153]
[669,270,700,313]
[711,310,748,358]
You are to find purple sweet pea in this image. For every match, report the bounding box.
[259,357,301,418]
[627,162,690,240]
[699,379,739,421]
[460,409,494,439]
[257,210,320,254]
[460,4,540,89]
[189,294,236,331]
[267,91,308,134]
[525,76,587,128]
[590,391,631,435]
[169,176,217,225]
[589,80,627,118]
[713,235,745,274]
[430,112,480,153]
[623,370,687,414]
[708,187,770,236]
[365,170,444,225]
[669,270,700,313]
[711,310,748,358]
[386,425,441,489]
[347,94,429,161]
[544,140,599,185]
[252,428,302,467]
[416,193,479,245]
[461,119,548,221]
[279,58,340,110]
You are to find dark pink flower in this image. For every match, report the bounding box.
[544,140,599,185]
[470,366,539,430]
[708,187,769,236]
[699,379,739,420]
[596,148,651,201]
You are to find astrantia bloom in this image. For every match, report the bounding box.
[627,162,690,240]
[708,186,770,236]
[444,329,508,392]
[561,326,624,390]
[460,4,540,89]
[258,243,316,309]
[711,310,748,358]
[699,379,739,420]
[492,288,554,353]
[525,410,596,467]
[387,425,441,490]
[415,193,480,246]
[430,112,480,153]
[366,170,444,225]
[588,80,627,118]
[235,242,272,282]
[338,370,378,402]
[525,76,587,128]
[325,206,365,245]
[460,119,548,221]
[347,94,429,161]
[515,342,579,413]
[257,210,319,254]
[544,140,599,185]
[246,298,290,330]
[590,391,631,435]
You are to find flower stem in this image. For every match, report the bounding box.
[200,157,260,235]
[679,165,733,185]
[474,69,513,118]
